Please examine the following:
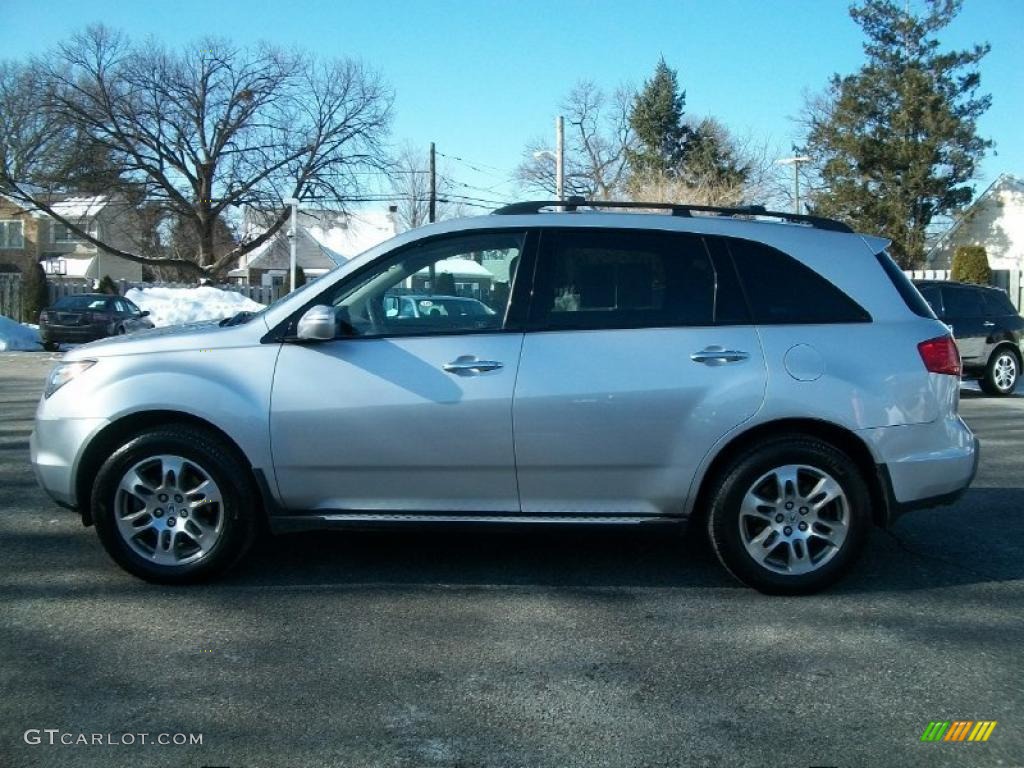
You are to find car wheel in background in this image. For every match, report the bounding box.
[43,341,59,352]
[706,435,870,595]
[980,348,1019,396]
[91,426,258,583]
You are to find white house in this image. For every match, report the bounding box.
[927,174,1024,269]
[231,207,398,287]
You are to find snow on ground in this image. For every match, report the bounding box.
[125,286,265,328]
[0,315,42,351]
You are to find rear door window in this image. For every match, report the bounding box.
[915,284,943,315]
[724,238,871,324]
[529,229,722,330]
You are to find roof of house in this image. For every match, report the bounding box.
[48,196,108,221]
[927,174,1023,259]
[238,206,398,273]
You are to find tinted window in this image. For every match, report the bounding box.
[915,283,942,315]
[530,230,721,330]
[982,289,1016,317]
[942,286,985,318]
[876,252,934,318]
[727,239,871,324]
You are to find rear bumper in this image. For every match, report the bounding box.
[858,417,979,525]
[40,326,108,343]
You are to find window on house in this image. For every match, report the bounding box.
[52,222,92,243]
[0,220,25,249]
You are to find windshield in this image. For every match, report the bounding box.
[52,295,109,310]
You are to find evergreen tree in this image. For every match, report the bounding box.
[22,260,49,323]
[804,0,991,267]
[627,58,689,177]
[97,274,119,295]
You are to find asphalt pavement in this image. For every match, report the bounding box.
[1,351,1021,768]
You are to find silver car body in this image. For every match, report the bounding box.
[31,212,978,528]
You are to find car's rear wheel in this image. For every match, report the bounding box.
[91,426,257,583]
[980,347,1019,396]
[707,436,870,595]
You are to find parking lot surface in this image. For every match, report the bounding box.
[1,351,1022,768]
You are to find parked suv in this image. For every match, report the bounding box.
[30,201,978,594]
[913,279,1024,396]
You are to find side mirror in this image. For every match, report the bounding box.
[140,310,150,317]
[296,305,337,341]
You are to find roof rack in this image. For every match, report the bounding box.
[491,197,853,233]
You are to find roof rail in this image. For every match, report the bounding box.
[491,197,854,233]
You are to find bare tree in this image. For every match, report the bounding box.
[0,26,392,278]
[388,143,470,230]
[516,81,634,200]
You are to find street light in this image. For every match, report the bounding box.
[533,116,565,201]
[777,156,811,214]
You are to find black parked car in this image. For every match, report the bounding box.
[914,279,1024,396]
[38,293,154,351]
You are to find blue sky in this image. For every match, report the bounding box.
[4,0,1021,209]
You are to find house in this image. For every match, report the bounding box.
[0,195,42,274]
[0,193,143,281]
[230,207,398,287]
[927,174,1024,269]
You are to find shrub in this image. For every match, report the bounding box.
[97,274,120,295]
[22,261,49,323]
[951,245,991,285]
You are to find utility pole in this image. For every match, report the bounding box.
[428,142,436,223]
[777,156,810,214]
[284,194,299,292]
[555,115,565,201]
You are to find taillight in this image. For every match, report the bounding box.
[918,335,961,376]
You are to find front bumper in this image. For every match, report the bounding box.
[30,415,109,509]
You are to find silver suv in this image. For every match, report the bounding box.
[30,201,979,594]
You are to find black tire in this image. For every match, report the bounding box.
[42,341,59,352]
[706,435,870,595]
[980,347,1019,396]
[91,426,258,584]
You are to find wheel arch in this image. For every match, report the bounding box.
[75,410,262,526]
[688,417,889,529]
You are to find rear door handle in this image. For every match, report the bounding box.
[983,321,995,327]
[443,356,504,375]
[690,346,749,365]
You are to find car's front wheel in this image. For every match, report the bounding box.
[91,426,257,583]
[707,436,870,595]
[981,347,1019,396]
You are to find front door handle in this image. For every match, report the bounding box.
[983,320,995,327]
[443,356,504,375]
[690,346,749,365]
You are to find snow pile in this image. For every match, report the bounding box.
[125,286,264,328]
[0,314,42,351]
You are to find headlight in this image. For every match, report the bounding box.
[44,360,96,399]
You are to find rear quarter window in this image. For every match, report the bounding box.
[875,251,935,318]
[724,238,871,324]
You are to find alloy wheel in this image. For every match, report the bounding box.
[738,464,849,575]
[114,454,225,566]
[994,353,1017,392]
